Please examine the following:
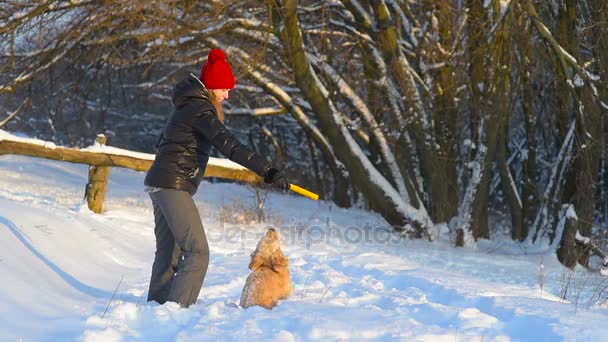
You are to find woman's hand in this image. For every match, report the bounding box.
[263,167,290,192]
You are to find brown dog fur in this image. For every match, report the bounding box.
[240,228,292,309]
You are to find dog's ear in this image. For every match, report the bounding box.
[249,252,263,270]
[271,249,289,270]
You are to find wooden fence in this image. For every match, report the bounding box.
[0,132,260,213]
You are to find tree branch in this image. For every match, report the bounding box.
[524,0,598,83]
[0,98,31,129]
[225,107,288,116]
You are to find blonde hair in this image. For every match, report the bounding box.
[208,90,225,123]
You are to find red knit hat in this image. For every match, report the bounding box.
[199,48,235,89]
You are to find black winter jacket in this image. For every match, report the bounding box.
[144,74,271,195]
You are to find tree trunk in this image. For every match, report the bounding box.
[369,0,456,224]
[269,0,433,235]
[527,122,575,244]
[340,0,426,206]
[558,92,602,267]
[492,0,523,241]
[555,1,602,268]
[554,0,577,143]
[518,12,539,241]
[466,0,487,156]
[459,0,492,242]
[456,118,490,247]
[425,0,459,223]
[589,0,608,225]
[361,44,392,188]
[556,205,579,269]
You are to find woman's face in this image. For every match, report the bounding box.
[210,89,230,103]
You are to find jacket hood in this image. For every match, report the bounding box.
[172,73,210,108]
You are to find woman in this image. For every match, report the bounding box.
[144,48,289,308]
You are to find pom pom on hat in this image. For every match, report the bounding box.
[200,48,236,89]
[207,48,227,63]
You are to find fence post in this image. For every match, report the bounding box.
[85,134,111,213]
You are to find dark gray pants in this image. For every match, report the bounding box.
[147,189,209,307]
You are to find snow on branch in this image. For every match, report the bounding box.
[548,204,575,252]
[524,0,599,84]
[385,0,418,47]
[575,230,590,245]
[225,107,287,117]
[456,118,488,248]
[339,0,376,32]
[0,98,31,129]
[301,27,355,40]
[312,56,410,201]
[0,14,96,94]
[120,68,185,89]
[83,17,274,48]
[194,18,274,41]
[0,1,55,36]
[575,230,608,267]
[232,28,281,49]
[525,121,576,245]
[487,0,514,44]
[327,19,375,44]
[0,43,72,93]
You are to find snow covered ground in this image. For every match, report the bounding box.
[1,154,608,341]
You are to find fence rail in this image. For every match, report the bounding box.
[0,131,260,213]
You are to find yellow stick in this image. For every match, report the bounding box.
[289,184,319,200]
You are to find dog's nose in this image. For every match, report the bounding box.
[268,227,276,232]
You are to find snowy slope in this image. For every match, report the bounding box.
[1,154,608,341]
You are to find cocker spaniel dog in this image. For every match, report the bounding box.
[240,228,292,309]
